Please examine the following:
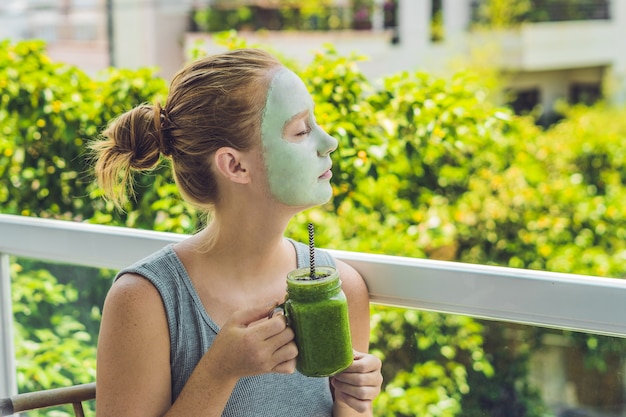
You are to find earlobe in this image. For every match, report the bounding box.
[214,148,250,184]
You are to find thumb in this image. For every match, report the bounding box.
[352,349,365,360]
[230,302,280,327]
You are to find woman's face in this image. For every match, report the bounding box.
[260,68,338,207]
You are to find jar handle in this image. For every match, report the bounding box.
[269,302,290,326]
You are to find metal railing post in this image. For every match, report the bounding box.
[0,252,17,398]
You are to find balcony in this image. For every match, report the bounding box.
[466,0,619,72]
[2,213,626,414]
[470,0,612,23]
[470,20,617,72]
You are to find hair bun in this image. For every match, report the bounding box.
[153,103,175,156]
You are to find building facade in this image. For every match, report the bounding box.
[2,1,625,120]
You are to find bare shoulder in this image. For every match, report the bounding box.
[100,272,168,331]
[335,259,368,300]
[104,272,163,310]
[97,273,171,416]
[100,272,169,352]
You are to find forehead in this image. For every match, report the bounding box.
[264,68,313,116]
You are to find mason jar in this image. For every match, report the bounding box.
[279,266,354,377]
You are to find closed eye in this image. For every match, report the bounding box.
[282,109,313,142]
[297,127,312,136]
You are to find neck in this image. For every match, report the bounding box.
[181,200,301,281]
[207,210,290,256]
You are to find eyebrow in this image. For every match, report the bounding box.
[282,109,310,134]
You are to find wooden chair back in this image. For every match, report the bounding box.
[0,383,95,416]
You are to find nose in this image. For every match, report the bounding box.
[317,129,338,157]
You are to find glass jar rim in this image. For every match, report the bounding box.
[287,266,338,285]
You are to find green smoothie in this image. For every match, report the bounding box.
[285,266,353,377]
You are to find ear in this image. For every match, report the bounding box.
[214,147,250,184]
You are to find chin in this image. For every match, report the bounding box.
[291,198,331,209]
[308,190,334,207]
[274,185,333,208]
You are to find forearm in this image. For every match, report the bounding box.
[166,377,237,417]
[165,349,239,416]
[165,303,297,416]
[333,401,373,417]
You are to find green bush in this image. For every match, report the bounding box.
[288,46,550,415]
[10,260,101,416]
[3,37,626,415]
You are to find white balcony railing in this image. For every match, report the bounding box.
[2,213,626,398]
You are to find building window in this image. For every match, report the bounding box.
[471,0,611,24]
[508,88,541,115]
[570,82,602,106]
[431,0,444,42]
[383,0,397,29]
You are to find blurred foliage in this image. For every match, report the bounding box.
[192,0,371,32]
[3,35,626,416]
[472,0,532,28]
[524,0,611,22]
[472,0,610,27]
[11,260,100,416]
[0,39,196,233]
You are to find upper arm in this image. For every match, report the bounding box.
[96,273,172,417]
[336,259,371,352]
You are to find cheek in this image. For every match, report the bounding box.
[266,138,303,168]
[266,144,313,182]
[263,143,329,206]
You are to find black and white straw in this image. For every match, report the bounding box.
[308,222,315,279]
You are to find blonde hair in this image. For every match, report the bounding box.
[91,48,283,210]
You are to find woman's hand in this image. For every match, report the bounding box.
[205,304,298,379]
[331,350,383,414]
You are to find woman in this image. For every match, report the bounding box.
[92,48,382,417]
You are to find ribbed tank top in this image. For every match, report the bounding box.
[114,238,335,416]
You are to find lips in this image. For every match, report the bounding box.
[318,164,333,180]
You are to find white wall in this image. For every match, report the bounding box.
[0,1,28,40]
[111,0,190,80]
[608,0,626,105]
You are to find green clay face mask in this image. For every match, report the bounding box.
[261,68,338,206]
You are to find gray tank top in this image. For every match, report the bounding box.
[114,239,336,416]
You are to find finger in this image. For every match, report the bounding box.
[272,357,297,374]
[269,311,288,328]
[339,351,382,375]
[332,375,377,395]
[332,369,384,394]
[331,367,383,404]
[271,342,298,370]
[259,313,292,340]
[268,305,285,319]
[248,311,286,328]
[238,313,290,346]
[331,379,379,414]
[231,302,281,327]
[268,321,294,343]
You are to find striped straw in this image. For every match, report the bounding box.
[308,223,315,279]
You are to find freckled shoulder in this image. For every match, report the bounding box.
[97,273,172,416]
[335,259,368,299]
